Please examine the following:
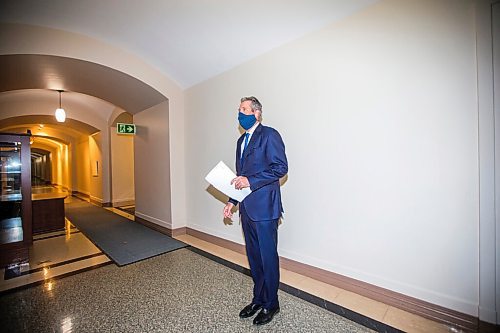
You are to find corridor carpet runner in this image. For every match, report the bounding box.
[65,200,186,266]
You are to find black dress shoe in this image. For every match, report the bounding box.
[253,307,280,325]
[239,303,262,318]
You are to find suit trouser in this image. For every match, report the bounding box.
[240,204,280,310]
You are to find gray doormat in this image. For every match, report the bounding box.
[65,200,186,266]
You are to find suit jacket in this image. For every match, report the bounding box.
[229,123,288,221]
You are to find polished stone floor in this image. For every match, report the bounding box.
[1,248,375,333]
[0,194,460,333]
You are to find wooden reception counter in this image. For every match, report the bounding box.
[32,192,67,234]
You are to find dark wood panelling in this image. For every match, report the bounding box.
[32,197,65,234]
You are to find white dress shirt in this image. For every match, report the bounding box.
[240,121,259,158]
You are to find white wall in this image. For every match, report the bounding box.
[73,138,90,195]
[134,101,172,228]
[110,127,135,206]
[474,0,498,324]
[88,133,103,203]
[185,0,479,316]
[109,111,135,206]
[491,1,500,324]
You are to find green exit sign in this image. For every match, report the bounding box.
[117,123,136,135]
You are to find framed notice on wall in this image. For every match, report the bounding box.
[92,161,99,177]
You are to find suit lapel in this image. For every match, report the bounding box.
[242,123,262,162]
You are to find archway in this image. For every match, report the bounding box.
[0,27,182,229]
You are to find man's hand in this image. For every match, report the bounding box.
[231,176,250,190]
[223,202,235,219]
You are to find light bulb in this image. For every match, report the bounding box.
[55,108,66,122]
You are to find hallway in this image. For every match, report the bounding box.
[0,1,499,331]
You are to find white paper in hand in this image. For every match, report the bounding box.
[205,161,251,202]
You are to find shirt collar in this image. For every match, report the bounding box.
[246,121,259,136]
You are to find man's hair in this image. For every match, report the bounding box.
[241,96,262,121]
[241,96,262,112]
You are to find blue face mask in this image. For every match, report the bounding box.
[238,112,256,130]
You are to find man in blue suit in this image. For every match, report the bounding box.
[223,96,288,326]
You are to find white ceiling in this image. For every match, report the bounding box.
[0,0,377,88]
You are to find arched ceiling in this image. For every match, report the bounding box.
[31,138,65,153]
[0,89,121,124]
[0,55,167,114]
[0,89,124,143]
[31,147,51,159]
[0,0,378,88]
[0,115,99,136]
[0,115,100,145]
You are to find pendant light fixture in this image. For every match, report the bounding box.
[55,90,66,123]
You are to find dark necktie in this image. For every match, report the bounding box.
[241,132,250,162]
[243,133,250,151]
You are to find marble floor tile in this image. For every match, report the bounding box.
[382,306,458,333]
[218,250,249,268]
[32,228,73,241]
[0,254,111,293]
[280,267,308,287]
[297,276,344,302]
[29,232,101,269]
[333,290,390,322]
[0,219,111,294]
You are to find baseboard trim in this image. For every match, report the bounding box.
[89,197,100,206]
[135,216,172,237]
[279,257,478,332]
[72,191,90,199]
[112,199,135,207]
[172,227,187,237]
[183,227,480,332]
[134,216,186,238]
[186,228,246,255]
[135,212,171,229]
[89,195,102,206]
